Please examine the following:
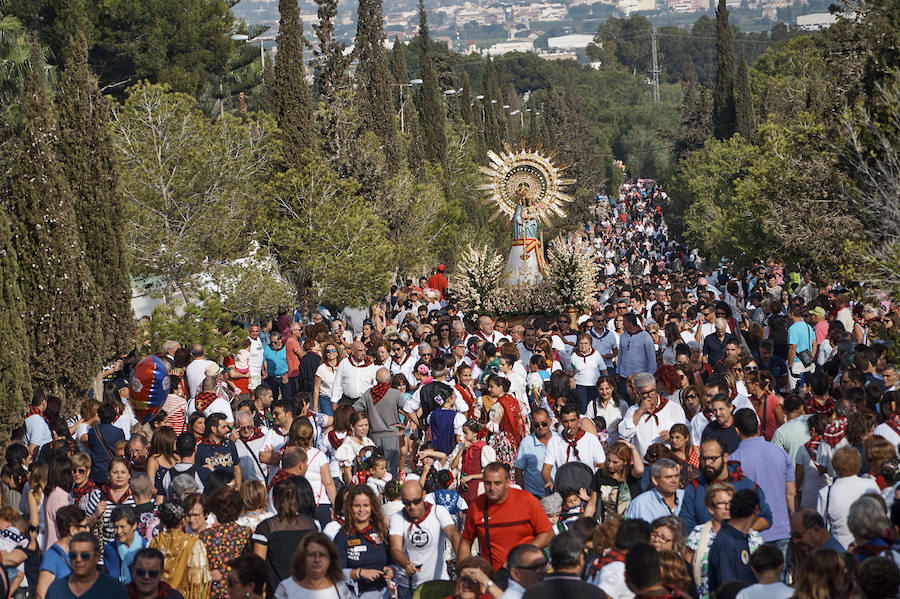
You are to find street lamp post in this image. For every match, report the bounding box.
[394,78,423,134]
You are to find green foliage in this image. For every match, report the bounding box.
[262,156,393,307]
[713,0,736,140]
[210,248,297,319]
[56,31,133,356]
[0,206,31,447]
[112,82,279,299]
[140,292,246,361]
[6,39,102,397]
[674,58,710,163]
[415,0,446,167]
[354,0,398,165]
[312,0,350,103]
[734,50,755,142]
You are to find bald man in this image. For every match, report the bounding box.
[354,368,405,475]
[331,341,378,407]
[389,481,460,596]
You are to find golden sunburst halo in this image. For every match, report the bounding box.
[478,141,576,227]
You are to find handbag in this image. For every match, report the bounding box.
[797,324,815,367]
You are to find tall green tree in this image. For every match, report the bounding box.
[459,71,474,125]
[312,0,349,102]
[415,0,446,166]
[389,37,408,112]
[56,31,132,356]
[354,0,398,164]
[271,0,316,168]
[7,39,102,397]
[674,58,710,162]
[482,57,500,151]
[713,0,736,140]
[0,206,31,446]
[734,49,754,141]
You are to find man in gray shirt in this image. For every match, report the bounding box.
[354,368,405,476]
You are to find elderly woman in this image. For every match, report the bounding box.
[847,494,892,562]
[148,502,209,599]
[199,486,252,599]
[650,516,697,597]
[817,446,880,549]
[684,482,763,599]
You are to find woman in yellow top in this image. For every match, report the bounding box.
[148,502,209,599]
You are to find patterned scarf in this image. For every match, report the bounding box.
[25,406,50,428]
[349,356,373,368]
[352,469,370,486]
[823,417,847,448]
[591,547,627,576]
[127,580,177,599]
[72,480,98,503]
[455,384,476,418]
[354,524,381,546]
[328,430,345,450]
[497,394,526,447]
[804,435,821,460]
[565,428,586,461]
[242,428,265,442]
[267,468,293,491]
[194,392,217,412]
[370,382,391,405]
[102,484,132,504]
[805,394,835,417]
[644,397,669,425]
[724,461,748,483]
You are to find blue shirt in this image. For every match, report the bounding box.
[46,572,129,599]
[589,328,618,365]
[758,354,789,384]
[618,330,657,377]
[679,465,774,531]
[515,434,554,497]
[708,522,756,590]
[624,487,684,521]
[40,544,71,580]
[730,436,795,542]
[788,321,815,366]
[262,344,289,376]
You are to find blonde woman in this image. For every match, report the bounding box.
[26,462,48,548]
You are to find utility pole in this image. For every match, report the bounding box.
[650,27,660,103]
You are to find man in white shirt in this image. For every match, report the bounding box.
[331,342,378,404]
[619,372,687,457]
[248,324,264,390]
[517,327,540,367]
[389,480,460,592]
[23,397,52,456]
[234,411,268,482]
[542,404,605,493]
[467,315,507,346]
[185,344,214,398]
[551,314,577,369]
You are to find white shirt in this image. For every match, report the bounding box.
[185,395,234,424]
[544,430,606,470]
[517,342,539,366]
[314,363,338,397]
[618,399,687,457]
[499,580,526,599]
[585,399,628,440]
[330,357,378,401]
[468,330,507,346]
[388,504,455,588]
[24,414,52,448]
[551,333,577,369]
[817,475,880,549]
[185,358,213,398]
[248,338,264,380]
[874,422,900,448]
[502,371,528,409]
[592,561,633,599]
[570,350,607,387]
[235,434,269,482]
[736,582,794,599]
[389,354,416,386]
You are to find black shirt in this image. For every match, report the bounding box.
[522,574,608,599]
[701,421,741,453]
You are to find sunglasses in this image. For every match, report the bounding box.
[517,560,548,571]
[534,421,550,428]
[135,569,160,578]
[324,349,337,353]
[401,496,424,506]
[68,551,94,562]
[74,467,88,474]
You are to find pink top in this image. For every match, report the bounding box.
[42,486,71,550]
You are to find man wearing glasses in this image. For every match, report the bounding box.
[618,372,685,457]
[500,544,547,599]
[47,532,128,599]
[514,408,555,498]
[127,548,183,599]
[389,481,460,599]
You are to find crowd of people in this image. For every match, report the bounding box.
[4,179,900,599]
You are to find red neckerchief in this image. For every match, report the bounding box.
[370,382,391,404]
[591,547,627,576]
[199,436,227,447]
[267,468,293,491]
[328,430,346,450]
[126,580,176,599]
[474,330,492,342]
[404,502,433,534]
[352,468,371,486]
[574,349,596,359]
[565,428,586,461]
[823,417,847,448]
[24,406,50,429]
[725,461,747,483]
[644,397,669,425]
[634,585,691,599]
[242,428,265,442]
[805,394,834,417]
[455,384,476,418]
[349,356,373,368]
[392,354,410,367]
[497,394,526,447]
[72,480,97,503]
[102,484,132,504]
[886,413,900,437]
[194,391,217,412]
[804,435,821,460]
[354,524,381,545]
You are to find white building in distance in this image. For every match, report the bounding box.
[547,34,597,50]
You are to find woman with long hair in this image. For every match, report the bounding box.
[792,549,847,599]
[537,339,562,373]
[293,418,338,527]
[253,480,319,598]
[313,340,343,416]
[586,376,627,440]
[148,502,210,599]
[584,440,644,521]
[669,423,699,469]
[661,323,683,366]
[335,412,375,484]
[83,457,135,546]
[745,370,784,441]
[146,426,177,503]
[484,375,526,466]
[274,533,351,599]
[332,486,393,599]
[42,456,74,551]
[187,412,206,443]
[450,420,497,505]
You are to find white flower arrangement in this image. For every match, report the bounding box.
[545,236,599,312]
[453,243,506,315]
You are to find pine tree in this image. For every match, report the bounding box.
[713,0,736,140]
[734,49,755,141]
[674,58,711,162]
[312,0,350,103]
[459,71,474,125]
[272,0,316,168]
[56,31,132,357]
[355,0,398,164]
[7,39,102,398]
[0,206,32,447]
[415,0,446,166]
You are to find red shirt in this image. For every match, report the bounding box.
[285,336,302,377]
[461,487,551,571]
[427,272,448,298]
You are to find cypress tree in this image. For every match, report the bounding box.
[405,100,425,174]
[389,37,408,112]
[56,31,132,357]
[713,0,736,140]
[272,0,316,168]
[459,71,474,125]
[0,206,32,447]
[482,58,500,151]
[472,89,487,160]
[355,0,398,164]
[7,39,102,398]
[415,0,446,166]
[526,101,539,147]
[312,0,350,103]
[674,58,711,162]
[734,49,755,141]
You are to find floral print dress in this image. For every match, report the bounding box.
[198,522,251,599]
